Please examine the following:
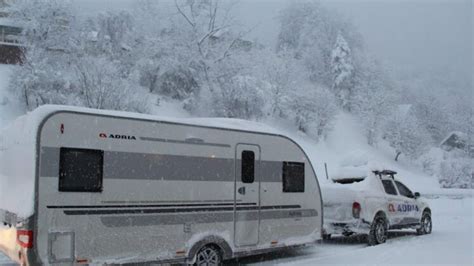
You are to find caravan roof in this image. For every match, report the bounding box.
[2,104,286,136]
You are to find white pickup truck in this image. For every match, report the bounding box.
[322,170,432,245]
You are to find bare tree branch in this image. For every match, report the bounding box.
[197,26,226,46]
[174,0,195,28]
[209,0,218,32]
[215,25,255,64]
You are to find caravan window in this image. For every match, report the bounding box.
[241,150,255,183]
[282,162,305,192]
[59,148,103,192]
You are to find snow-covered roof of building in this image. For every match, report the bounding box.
[0,17,17,27]
[439,131,469,151]
[439,131,467,145]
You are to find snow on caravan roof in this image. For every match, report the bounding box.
[0,105,288,218]
[26,104,285,135]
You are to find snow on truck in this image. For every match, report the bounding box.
[0,105,323,265]
[322,169,432,245]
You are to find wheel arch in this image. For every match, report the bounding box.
[187,235,233,263]
[423,207,431,215]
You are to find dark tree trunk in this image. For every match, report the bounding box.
[395,151,402,161]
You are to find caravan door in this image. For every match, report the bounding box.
[234,144,260,247]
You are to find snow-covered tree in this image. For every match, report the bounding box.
[261,49,307,118]
[157,67,199,100]
[289,85,338,139]
[383,111,432,161]
[277,1,362,87]
[8,0,149,112]
[6,0,76,51]
[439,151,474,189]
[6,0,78,110]
[9,49,72,110]
[74,56,148,112]
[351,58,397,145]
[212,75,266,119]
[96,12,133,56]
[331,33,354,110]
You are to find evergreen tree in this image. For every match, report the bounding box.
[331,33,354,110]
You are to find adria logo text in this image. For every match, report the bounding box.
[99,133,136,140]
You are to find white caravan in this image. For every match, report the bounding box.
[0,105,323,265]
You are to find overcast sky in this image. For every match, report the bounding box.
[75,0,473,80]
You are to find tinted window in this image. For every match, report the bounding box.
[382,180,398,195]
[395,181,414,198]
[59,148,103,192]
[282,162,305,192]
[241,150,255,183]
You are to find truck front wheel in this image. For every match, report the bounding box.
[368,214,387,246]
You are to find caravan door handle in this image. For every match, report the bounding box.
[238,186,246,195]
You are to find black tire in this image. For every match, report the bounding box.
[342,232,354,237]
[323,234,332,240]
[194,245,222,266]
[417,211,432,235]
[368,214,387,246]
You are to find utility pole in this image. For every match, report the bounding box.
[324,163,329,180]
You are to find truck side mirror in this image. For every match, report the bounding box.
[414,192,421,199]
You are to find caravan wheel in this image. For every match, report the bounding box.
[194,245,222,266]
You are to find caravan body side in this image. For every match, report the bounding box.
[3,107,323,265]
